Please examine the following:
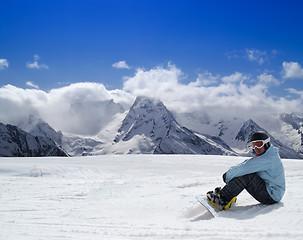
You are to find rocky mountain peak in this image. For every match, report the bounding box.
[235,119,262,143]
[115,97,175,142]
[113,96,236,155]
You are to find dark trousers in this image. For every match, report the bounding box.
[221,173,277,204]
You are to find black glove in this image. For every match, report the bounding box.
[222,172,227,183]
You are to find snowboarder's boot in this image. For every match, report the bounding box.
[207,187,237,211]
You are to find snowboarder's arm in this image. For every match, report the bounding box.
[225,155,272,183]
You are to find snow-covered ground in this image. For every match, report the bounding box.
[1,155,302,239]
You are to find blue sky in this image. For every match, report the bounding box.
[1,0,303,97]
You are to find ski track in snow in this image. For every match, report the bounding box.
[0,155,303,239]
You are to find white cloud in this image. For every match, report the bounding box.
[123,63,182,97]
[123,64,302,121]
[0,82,133,135]
[112,61,130,69]
[0,59,9,70]
[287,88,303,99]
[222,72,248,83]
[246,49,267,64]
[0,85,48,127]
[26,81,39,89]
[189,71,220,87]
[257,73,280,86]
[282,61,303,79]
[0,63,302,136]
[26,55,49,70]
[226,49,270,65]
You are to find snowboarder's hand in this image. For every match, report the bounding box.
[222,172,227,183]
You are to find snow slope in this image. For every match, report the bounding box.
[1,155,302,239]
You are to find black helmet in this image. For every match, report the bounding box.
[250,131,271,151]
[250,131,269,142]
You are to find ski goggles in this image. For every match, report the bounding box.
[251,137,270,150]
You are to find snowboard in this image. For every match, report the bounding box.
[195,195,218,217]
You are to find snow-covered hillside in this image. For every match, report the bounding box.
[1,155,302,239]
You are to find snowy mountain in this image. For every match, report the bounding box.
[16,114,64,147]
[279,113,303,154]
[175,113,245,148]
[0,122,67,157]
[176,111,303,159]
[18,115,103,157]
[2,97,303,158]
[61,135,103,156]
[29,119,63,146]
[233,119,302,159]
[111,97,236,155]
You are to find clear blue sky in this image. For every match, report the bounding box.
[1,0,303,97]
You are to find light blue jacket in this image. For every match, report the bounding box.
[225,145,285,202]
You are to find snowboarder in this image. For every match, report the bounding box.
[207,131,285,211]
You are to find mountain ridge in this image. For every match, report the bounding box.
[1,96,302,159]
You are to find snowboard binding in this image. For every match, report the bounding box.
[207,187,237,211]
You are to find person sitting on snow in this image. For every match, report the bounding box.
[207,131,285,211]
